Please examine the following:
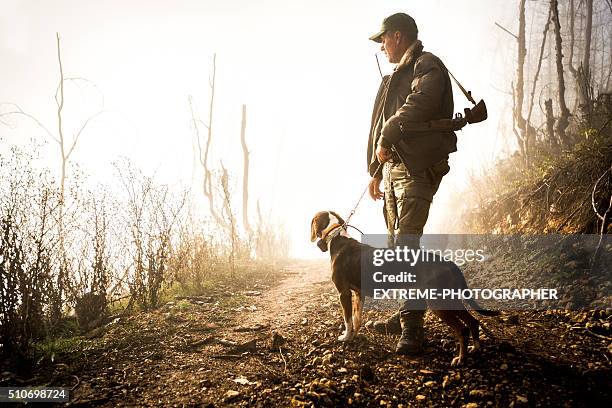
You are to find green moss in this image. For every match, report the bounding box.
[32,336,89,364]
[218,293,248,309]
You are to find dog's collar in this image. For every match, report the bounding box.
[320,223,344,243]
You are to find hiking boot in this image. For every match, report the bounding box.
[372,311,401,335]
[395,310,425,354]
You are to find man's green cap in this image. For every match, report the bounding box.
[369,12,418,43]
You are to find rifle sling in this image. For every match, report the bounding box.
[447,69,476,106]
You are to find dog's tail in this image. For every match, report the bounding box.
[453,263,501,317]
[467,301,501,316]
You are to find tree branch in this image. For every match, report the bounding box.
[67,110,106,158]
[0,103,59,144]
[495,22,519,39]
[526,8,552,126]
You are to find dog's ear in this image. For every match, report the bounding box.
[310,216,318,242]
[310,211,329,242]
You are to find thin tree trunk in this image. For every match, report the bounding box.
[582,0,593,81]
[600,28,606,93]
[568,0,580,113]
[551,0,571,147]
[220,163,236,277]
[514,0,530,163]
[527,8,552,127]
[607,34,612,91]
[56,33,66,201]
[568,0,577,77]
[580,0,593,118]
[240,104,252,237]
[203,54,218,223]
[188,54,225,228]
[55,32,66,323]
[511,82,525,157]
[544,98,558,149]
[190,54,224,226]
[568,0,594,119]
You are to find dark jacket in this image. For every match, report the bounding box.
[367,40,457,176]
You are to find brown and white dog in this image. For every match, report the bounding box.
[310,210,499,366]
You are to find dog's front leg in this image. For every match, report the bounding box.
[352,291,364,335]
[338,290,354,342]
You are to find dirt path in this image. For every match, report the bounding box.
[27,259,611,407]
[249,259,332,330]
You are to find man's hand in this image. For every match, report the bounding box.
[376,145,392,164]
[368,177,384,200]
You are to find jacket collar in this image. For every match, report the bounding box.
[395,40,424,72]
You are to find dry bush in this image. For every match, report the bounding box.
[0,150,188,354]
[114,161,188,311]
[0,147,63,356]
[0,146,290,357]
[454,75,612,234]
[254,201,290,260]
[165,168,290,295]
[219,166,238,277]
[460,116,611,234]
[76,192,113,296]
[66,190,119,331]
[168,211,223,293]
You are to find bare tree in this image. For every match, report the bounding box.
[544,98,558,148]
[568,0,595,119]
[0,33,105,314]
[526,9,552,131]
[583,0,593,81]
[1,33,104,203]
[551,0,572,146]
[500,0,537,162]
[515,0,529,160]
[240,104,252,237]
[189,54,226,227]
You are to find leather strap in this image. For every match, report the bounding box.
[447,69,476,106]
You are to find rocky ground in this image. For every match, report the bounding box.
[5,259,611,407]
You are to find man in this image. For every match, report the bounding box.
[366,13,457,354]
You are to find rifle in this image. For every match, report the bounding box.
[390,70,488,173]
[398,98,487,133]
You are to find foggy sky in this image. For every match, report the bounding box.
[1,0,518,257]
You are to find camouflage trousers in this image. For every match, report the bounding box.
[383,159,449,249]
[383,159,449,313]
